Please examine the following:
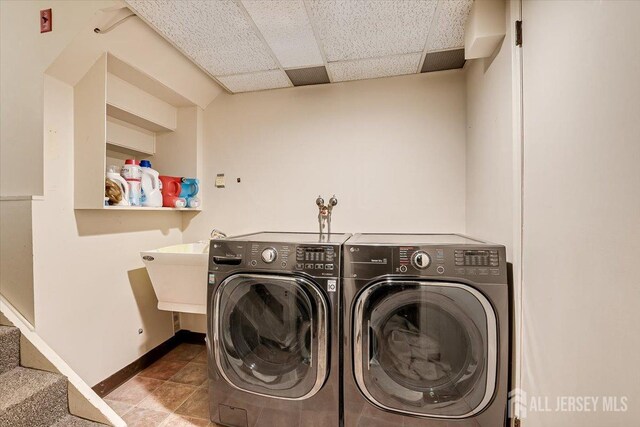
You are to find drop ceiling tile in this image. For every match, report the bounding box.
[421,48,466,72]
[217,69,292,93]
[241,0,324,69]
[427,0,473,51]
[308,0,438,62]
[125,0,278,76]
[328,54,422,83]
[286,66,330,86]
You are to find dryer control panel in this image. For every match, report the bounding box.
[344,244,507,283]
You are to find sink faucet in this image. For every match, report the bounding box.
[316,195,338,236]
[210,229,227,239]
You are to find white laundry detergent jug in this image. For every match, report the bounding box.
[139,160,163,207]
[106,165,129,206]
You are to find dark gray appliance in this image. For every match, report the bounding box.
[343,233,509,427]
[207,232,350,427]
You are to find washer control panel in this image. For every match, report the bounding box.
[209,237,343,279]
[295,245,337,274]
[249,243,291,269]
[237,243,337,277]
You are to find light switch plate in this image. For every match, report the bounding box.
[40,9,52,33]
[215,174,225,188]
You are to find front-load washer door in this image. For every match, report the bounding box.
[353,280,497,418]
[213,274,329,400]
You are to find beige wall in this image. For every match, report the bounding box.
[0,0,114,197]
[0,200,35,325]
[521,1,640,425]
[0,1,220,385]
[32,75,182,386]
[464,4,514,260]
[183,71,467,242]
[464,4,521,422]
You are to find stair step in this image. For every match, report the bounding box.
[0,367,68,427]
[0,326,20,375]
[49,414,106,426]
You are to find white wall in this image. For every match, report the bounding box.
[521,1,640,425]
[183,71,467,242]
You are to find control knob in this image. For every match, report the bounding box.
[411,251,431,270]
[261,247,278,264]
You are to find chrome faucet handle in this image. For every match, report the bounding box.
[210,229,227,239]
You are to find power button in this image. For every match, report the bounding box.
[399,265,408,273]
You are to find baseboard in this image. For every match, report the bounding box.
[92,329,206,397]
[176,329,206,344]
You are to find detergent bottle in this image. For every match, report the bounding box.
[139,160,163,207]
[106,165,129,206]
[159,176,186,208]
[180,177,201,208]
[121,159,142,206]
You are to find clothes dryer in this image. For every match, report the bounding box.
[342,234,509,427]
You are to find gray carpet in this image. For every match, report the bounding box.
[0,325,107,426]
[50,414,109,426]
[0,325,20,375]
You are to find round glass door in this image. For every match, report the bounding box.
[213,274,328,400]
[353,280,497,418]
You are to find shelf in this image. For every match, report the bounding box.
[74,53,203,211]
[106,104,174,133]
[106,116,155,155]
[103,206,201,212]
[106,71,178,132]
[107,53,193,107]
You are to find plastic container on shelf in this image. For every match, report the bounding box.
[159,176,186,208]
[139,160,163,207]
[180,177,201,208]
[106,165,129,206]
[121,159,142,206]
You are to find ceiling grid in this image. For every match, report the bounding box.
[302,0,335,83]
[125,0,474,94]
[232,0,293,91]
[417,0,444,73]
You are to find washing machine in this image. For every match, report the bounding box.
[207,232,350,427]
[343,234,509,427]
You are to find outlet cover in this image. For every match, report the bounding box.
[215,174,225,188]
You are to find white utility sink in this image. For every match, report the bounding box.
[141,242,209,314]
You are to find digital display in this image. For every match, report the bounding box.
[455,249,499,267]
[463,250,488,256]
[296,246,335,262]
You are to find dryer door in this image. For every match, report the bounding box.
[353,280,497,418]
[213,274,328,400]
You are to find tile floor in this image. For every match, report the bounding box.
[105,342,222,427]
